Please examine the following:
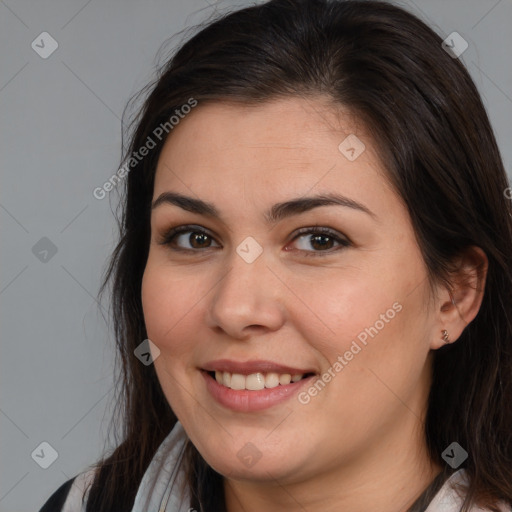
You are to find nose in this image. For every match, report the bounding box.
[205,246,286,339]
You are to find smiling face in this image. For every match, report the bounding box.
[141,96,443,501]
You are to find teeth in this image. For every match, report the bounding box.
[265,372,280,389]
[246,373,265,390]
[230,373,245,390]
[213,371,306,390]
[279,374,291,385]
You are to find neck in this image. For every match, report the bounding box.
[223,413,442,512]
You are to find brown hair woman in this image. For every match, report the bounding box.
[40,1,512,511]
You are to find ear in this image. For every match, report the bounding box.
[430,246,488,350]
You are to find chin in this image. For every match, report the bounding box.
[198,444,306,483]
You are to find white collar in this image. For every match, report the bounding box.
[425,468,509,512]
[130,421,191,512]
[425,469,468,512]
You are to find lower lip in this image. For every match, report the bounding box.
[201,370,315,412]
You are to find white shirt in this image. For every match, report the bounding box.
[425,469,510,512]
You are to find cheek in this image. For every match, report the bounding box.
[141,263,200,357]
[141,264,202,413]
[290,271,402,356]
[295,259,428,390]
[141,266,167,339]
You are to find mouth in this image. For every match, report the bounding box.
[200,365,318,412]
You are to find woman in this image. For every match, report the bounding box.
[39,0,512,511]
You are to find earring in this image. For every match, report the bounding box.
[441,329,449,343]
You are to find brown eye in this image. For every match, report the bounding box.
[188,232,212,249]
[158,224,350,257]
[289,227,351,256]
[158,225,220,251]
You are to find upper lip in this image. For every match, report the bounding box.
[201,359,316,375]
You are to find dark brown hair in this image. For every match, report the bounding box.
[83,1,512,510]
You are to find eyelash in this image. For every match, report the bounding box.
[157,224,351,257]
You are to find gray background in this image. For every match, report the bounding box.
[1,0,510,510]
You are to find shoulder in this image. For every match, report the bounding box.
[425,470,511,512]
[39,468,97,512]
[39,477,75,512]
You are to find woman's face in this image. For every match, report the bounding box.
[141,96,442,486]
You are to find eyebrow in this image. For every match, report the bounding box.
[151,191,376,224]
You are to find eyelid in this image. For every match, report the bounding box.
[157,224,218,247]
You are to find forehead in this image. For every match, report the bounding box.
[158,96,364,160]
[152,96,396,213]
